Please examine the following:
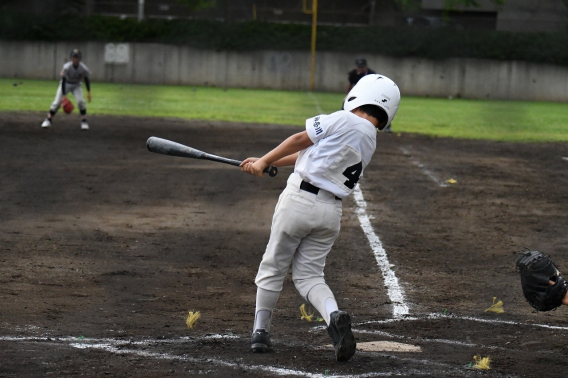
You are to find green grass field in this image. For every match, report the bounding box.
[2,78,566,142]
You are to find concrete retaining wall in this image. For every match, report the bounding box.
[1,41,567,102]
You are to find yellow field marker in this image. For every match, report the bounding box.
[185,310,201,330]
[484,297,504,314]
[299,304,315,321]
[299,304,323,322]
[473,355,491,370]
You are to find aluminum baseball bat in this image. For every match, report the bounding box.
[146,137,278,177]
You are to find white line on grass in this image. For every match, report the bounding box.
[353,184,409,317]
[399,147,448,187]
[308,92,324,114]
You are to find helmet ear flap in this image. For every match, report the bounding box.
[376,121,388,131]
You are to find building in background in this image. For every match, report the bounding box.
[419,0,568,32]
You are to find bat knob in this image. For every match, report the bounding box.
[266,166,278,177]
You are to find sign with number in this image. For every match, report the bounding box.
[104,43,130,64]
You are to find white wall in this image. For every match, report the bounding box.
[1,41,567,102]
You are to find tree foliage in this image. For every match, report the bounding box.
[175,0,216,10]
[0,15,566,66]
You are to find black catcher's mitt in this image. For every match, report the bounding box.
[516,250,568,312]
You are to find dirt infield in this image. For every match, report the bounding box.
[1,112,567,377]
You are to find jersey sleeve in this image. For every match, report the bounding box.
[60,64,68,78]
[305,114,337,144]
[82,63,91,77]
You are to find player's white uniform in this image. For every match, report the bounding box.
[255,110,376,300]
[50,61,91,113]
[252,74,398,359]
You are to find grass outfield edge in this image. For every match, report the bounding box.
[1,79,567,143]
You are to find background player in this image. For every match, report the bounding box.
[41,49,92,130]
[240,74,400,362]
[347,57,375,92]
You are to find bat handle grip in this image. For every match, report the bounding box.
[264,166,278,177]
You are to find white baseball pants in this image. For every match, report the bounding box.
[255,172,342,300]
[50,81,86,112]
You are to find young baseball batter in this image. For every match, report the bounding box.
[240,74,400,361]
[41,49,92,130]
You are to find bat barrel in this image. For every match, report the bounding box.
[146,137,206,159]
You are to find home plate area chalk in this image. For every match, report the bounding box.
[327,341,422,353]
[357,341,422,353]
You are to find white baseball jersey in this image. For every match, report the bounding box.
[60,62,90,84]
[294,110,377,199]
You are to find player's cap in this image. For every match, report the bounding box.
[343,74,401,131]
[70,49,82,58]
[355,57,367,67]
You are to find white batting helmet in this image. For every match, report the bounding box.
[343,74,401,129]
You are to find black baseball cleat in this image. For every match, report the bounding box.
[327,311,356,362]
[251,329,272,353]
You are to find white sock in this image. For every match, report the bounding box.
[325,297,339,320]
[307,284,338,325]
[254,310,271,332]
[253,287,280,332]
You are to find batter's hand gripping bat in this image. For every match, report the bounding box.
[146,137,278,177]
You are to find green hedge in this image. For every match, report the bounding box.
[1,12,567,66]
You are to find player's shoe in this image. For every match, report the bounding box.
[80,121,89,130]
[41,118,52,128]
[251,329,272,353]
[327,310,356,362]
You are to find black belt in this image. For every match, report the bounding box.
[300,180,341,201]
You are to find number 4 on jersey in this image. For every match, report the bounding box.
[342,161,362,189]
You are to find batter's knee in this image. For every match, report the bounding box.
[255,272,287,293]
[78,101,87,112]
[293,277,326,300]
